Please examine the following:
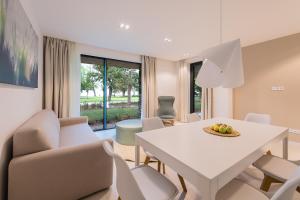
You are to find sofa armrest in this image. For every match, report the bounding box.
[59,116,88,127]
[9,139,113,200]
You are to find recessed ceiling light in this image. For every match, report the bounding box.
[120,23,130,30]
[164,38,172,43]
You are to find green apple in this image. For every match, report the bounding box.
[219,125,227,134]
[226,126,233,134]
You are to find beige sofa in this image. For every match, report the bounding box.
[8,110,113,200]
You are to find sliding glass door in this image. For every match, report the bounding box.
[190,61,202,113]
[80,56,104,130]
[80,55,141,131]
[105,59,141,129]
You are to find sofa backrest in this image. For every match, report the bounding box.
[13,110,60,157]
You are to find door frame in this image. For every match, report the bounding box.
[80,54,142,131]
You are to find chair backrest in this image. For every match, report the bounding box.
[271,166,300,200]
[102,141,145,200]
[186,113,201,123]
[142,117,165,131]
[244,113,271,124]
[157,96,175,117]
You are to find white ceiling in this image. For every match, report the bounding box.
[21,0,300,61]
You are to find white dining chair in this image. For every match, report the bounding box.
[142,117,187,192]
[142,117,165,171]
[244,113,271,124]
[143,117,165,132]
[216,166,300,200]
[253,153,299,192]
[244,112,274,190]
[186,113,201,123]
[102,141,178,200]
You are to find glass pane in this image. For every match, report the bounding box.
[193,63,202,113]
[80,61,104,131]
[106,64,141,128]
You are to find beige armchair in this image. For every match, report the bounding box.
[8,110,113,200]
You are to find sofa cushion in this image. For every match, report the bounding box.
[13,110,60,157]
[59,123,99,147]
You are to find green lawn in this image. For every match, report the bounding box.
[194,96,201,112]
[80,107,140,123]
[80,96,139,103]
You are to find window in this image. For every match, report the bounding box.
[80,55,141,131]
[190,61,202,113]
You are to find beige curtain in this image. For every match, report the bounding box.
[43,37,73,118]
[201,88,213,119]
[142,56,157,118]
[178,61,190,122]
[69,43,81,117]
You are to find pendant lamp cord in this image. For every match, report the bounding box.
[220,0,223,44]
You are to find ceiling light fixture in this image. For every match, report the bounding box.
[120,23,130,30]
[164,38,172,43]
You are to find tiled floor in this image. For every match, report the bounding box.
[85,129,300,200]
[95,129,116,140]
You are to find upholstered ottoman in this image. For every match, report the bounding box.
[116,119,142,146]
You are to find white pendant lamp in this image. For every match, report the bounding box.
[195,0,244,88]
[195,39,244,88]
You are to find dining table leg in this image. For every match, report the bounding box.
[283,136,288,160]
[201,190,217,200]
[135,144,140,166]
[199,182,218,200]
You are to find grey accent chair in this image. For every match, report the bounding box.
[157,96,176,120]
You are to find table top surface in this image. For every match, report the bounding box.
[136,118,288,179]
[116,119,142,128]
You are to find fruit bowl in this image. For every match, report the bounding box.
[203,123,240,137]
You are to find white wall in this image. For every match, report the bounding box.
[78,43,141,63]
[213,87,233,118]
[0,0,44,138]
[156,59,179,114]
[0,1,43,199]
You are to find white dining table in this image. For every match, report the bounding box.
[135,118,288,200]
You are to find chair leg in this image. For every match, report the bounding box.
[260,174,281,192]
[162,163,166,174]
[178,174,187,192]
[158,161,161,173]
[144,156,150,165]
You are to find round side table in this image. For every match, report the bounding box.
[116,119,142,146]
